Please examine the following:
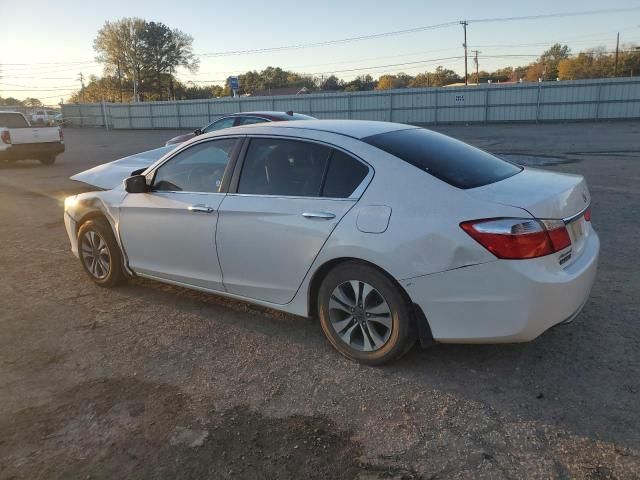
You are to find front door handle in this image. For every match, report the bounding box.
[188,204,215,213]
[302,211,336,220]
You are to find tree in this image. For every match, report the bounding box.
[319,75,343,91]
[344,75,375,92]
[526,43,571,81]
[429,66,461,86]
[94,18,146,100]
[0,97,23,106]
[376,75,401,90]
[140,21,198,100]
[22,98,43,107]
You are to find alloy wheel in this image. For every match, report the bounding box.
[80,230,111,280]
[329,280,392,352]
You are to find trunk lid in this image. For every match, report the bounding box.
[70,145,175,189]
[467,168,592,265]
[467,168,590,219]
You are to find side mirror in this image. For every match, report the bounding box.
[194,128,202,135]
[125,175,148,193]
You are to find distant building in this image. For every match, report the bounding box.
[249,86,312,97]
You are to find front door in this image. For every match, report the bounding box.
[119,137,239,290]
[217,137,370,304]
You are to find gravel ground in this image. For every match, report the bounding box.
[1,122,639,479]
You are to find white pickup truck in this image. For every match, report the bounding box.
[0,111,65,165]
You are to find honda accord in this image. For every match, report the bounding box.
[64,120,599,364]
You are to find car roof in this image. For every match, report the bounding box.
[222,119,416,140]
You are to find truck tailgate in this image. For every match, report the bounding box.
[10,127,61,145]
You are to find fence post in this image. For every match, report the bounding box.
[536,82,543,123]
[484,86,489,122]
[101,100,109,130]
[207,100,211,122]
[434,89,439,125]
[595,83,602,120]
[271,97,275,111]
[347,93,352,119]
[176,102,181,129]
[388,93,393,122]
[128,103,133,129]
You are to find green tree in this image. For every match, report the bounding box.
[344,74,375,91]
[140,21,199,100]
[94,18,147,100]
[0,97,23,106]
[22,98,43,107]
[526,44,571,81]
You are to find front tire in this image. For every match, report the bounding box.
[317,262,416,365]
[77,218,124,287]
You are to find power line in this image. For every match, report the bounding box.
[467,7,640,23]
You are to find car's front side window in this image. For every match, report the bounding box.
[237,138,332,197]
[152,138,238,193]
[203,117,236,133]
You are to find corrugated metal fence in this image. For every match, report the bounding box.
[62,77,640,129]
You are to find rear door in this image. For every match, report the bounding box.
[216,137,371,304]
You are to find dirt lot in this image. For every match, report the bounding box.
[1,122,639,479]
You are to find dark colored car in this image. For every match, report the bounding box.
[165,111,316,146]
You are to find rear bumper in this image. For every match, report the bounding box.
[402,228,600,343]
[0,142,65,160]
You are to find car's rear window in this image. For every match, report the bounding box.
[0,113,29,128]
[362,128,521,189]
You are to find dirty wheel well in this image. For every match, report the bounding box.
[308,258,434,346]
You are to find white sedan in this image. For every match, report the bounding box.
[64,120,599,365]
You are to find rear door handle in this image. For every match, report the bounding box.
[188,204,215,213]
[302,211,336,220]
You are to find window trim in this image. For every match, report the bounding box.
[228,134,373,200]
[235,115,271,126]
[144,136,244,195]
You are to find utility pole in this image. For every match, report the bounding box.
[614,32,620,77]
[472,49,481,85]
[78,72,85,103]
[460,21,468,86]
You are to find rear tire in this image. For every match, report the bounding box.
[77,218,125,287]
[317,262,415,365]
[39,155,56,166]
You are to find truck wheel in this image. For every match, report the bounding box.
[40,155,56,166]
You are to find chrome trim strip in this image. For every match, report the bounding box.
[563,203,590,224]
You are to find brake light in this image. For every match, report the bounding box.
[583,208,591,222]
[59,127,64,141]
[1,130,10,145]
[460,218,571,260]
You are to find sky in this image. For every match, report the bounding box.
[1,0,639,105]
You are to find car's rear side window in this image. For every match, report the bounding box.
[322,150,369,198]
[362,128,521,189]
[0,113,29,128]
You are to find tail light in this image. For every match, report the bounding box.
[1,130,10,145]
[584,207,591,222]
[59,127,64,141]
[460,218,571,260]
